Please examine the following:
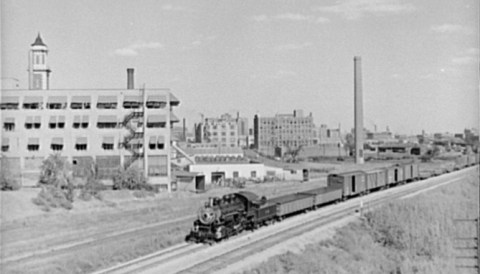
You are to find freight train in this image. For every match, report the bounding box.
[186,154,479,244]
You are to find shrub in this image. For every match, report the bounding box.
[112,166,154,191]
[1,169,21,191]
[78,160,105,201]
[32,154,74,210]
[39,154,72,189]
[32,185,73,211]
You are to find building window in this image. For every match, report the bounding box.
[1,138,9,152]
[75,144,87,151]
[102,143,114,150]
[0,97,19,110]
[25,118,41,129]
[233,171,239,178]
[97,122,117,129]
[251,171,257,178]
[221,132,226,136]
[51,144,63,151]
[47,96,67,109]
[3,122,15,131]
[27,144,39,151]
[71,102,90,109]
[123,96,141,109]
[213,132,218,136]
[23,102,42,109]
[146,122,165,128]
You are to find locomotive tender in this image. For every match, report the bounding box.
[187,156,478,243]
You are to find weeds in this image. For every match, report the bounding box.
[245,174,479,274]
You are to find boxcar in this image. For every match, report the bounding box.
[386,165,404,185]
[402,163,419,182]
[298,185,343,207]
[467,154,477,166]
[384,167,396,186]
[269,193,315,218]
[328,171,367,198]
[364,169,387,190]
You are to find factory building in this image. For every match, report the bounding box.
[0,34,181,190]
[194,113,248,148]
[253,110,315,157]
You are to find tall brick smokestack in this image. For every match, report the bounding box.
[354,56,364,164]
[127,68,134,89]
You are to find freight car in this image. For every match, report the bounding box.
[186,160,473,243]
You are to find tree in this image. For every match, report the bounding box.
[284,145,303,163]
[39,154,74,202]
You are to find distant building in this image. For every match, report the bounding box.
[194,113,248,148]
[253,110,315,157]
[315,124,342,146]
[0,35,181,191]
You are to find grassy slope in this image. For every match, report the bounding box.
[243,171,479,274]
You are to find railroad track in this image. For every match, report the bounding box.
[2,214,195,267]
[99,167,475,274]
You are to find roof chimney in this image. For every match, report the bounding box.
[127,68,134,89]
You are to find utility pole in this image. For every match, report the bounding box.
[142,84,147,178]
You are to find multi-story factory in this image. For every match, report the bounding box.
[194,113,248,148]
[0,34,181,191]
[253,110,315,157]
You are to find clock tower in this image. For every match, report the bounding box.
[28,33,51,90]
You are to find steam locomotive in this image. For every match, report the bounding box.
[186,155,479,244]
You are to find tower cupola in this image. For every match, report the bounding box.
[28,33,51,90]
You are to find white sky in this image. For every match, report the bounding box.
[1,0,479,134]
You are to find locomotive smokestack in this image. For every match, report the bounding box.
[354,56,364,164]
[127,68,134,89]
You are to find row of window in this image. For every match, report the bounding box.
[209,132,236,136]
[205,124,237,130]
[1,101,169,110]
[1,142,165,152]
[3,121,168,131]
[260,120,312,125]
[232,171,257,178]
[258,140,314,146]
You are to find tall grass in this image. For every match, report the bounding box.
[244,173,479,274]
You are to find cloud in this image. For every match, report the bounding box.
[275,42,313,51]
[452,48,479,65]
[252,13,329,24]
[315,0,416,20]
[112,41,163,57]
[275,13,312,21]
[431,24,473,35]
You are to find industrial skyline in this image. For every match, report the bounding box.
[1,0,478,134]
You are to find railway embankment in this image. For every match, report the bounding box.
[241,170,479,274]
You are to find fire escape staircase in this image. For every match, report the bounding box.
[122,111,144,169]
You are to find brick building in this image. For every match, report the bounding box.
[253,110,315,157]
